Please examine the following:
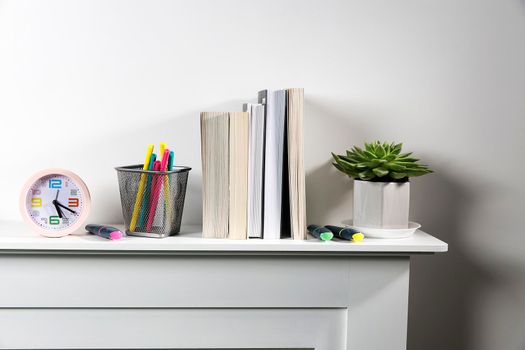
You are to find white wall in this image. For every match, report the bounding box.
[1,0,524,349]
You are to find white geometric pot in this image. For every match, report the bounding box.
[353,180,410,229]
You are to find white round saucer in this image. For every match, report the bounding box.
[343,221,421,239]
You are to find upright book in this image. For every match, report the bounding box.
[228,112,249,240]
[286,88,306,240]
[200,111,249,239]
[200,112,229,239]
[258,90,287,240]
[243,103,265,239]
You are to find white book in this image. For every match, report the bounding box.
[259,90,286,239]
[243,103,265,238]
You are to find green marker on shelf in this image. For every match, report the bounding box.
[307,225,334,241]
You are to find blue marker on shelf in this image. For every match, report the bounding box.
[85,224,124,240]
[325,225,364,242]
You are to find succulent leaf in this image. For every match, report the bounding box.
[371,159,387,166]
[390,172,408,179]
[398,152,413,158]
[385,162,406,171]
[392,143,402,155]
[358,170,375,180]
[375,145,385,158]
[333,162,345,172]
[384,154,396,162]
[372,167,389,177]
[363,150,378,159]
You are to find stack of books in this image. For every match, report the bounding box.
[200,88,306,240]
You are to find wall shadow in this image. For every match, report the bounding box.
[304,98,373,225]
[306,160,353,225]
[408,169,498,350]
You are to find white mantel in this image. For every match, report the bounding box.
[0,221,447,350]
[0,222,446,254]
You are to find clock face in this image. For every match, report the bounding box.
[20,169,91,237]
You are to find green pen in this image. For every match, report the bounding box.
[168,150,174,171]
[307,225,334,241]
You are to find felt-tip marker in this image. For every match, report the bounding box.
[325,225,364,242]
[307,225,334,241]
[85,224,124,240]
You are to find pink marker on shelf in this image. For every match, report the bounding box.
[85,224,124,240]
[145,149,170,232]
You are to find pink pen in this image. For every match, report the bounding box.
[145,149,170,232]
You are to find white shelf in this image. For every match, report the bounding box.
[0,221,447,254]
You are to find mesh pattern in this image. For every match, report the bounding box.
[115,165,191,238]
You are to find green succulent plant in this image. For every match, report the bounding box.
[332,141,433,182]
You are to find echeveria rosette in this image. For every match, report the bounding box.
[332,141,433,182]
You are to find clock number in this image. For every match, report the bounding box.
[49,216,60,225]
[49,179,62,189]
[31,198,42,207]
[68,198,79,207]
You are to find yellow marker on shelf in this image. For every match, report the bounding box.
[352,232,365,242]
[129,144,154,231]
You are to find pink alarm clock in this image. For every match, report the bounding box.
[19,169,91,237]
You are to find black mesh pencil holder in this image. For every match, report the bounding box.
[115,165,191,238]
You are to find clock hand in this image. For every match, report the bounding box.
[53,191,64,218]
[52,201,63,218]
[55,201,77,215]
[58,206,65,218]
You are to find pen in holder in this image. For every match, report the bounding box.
[115,165,191,238]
